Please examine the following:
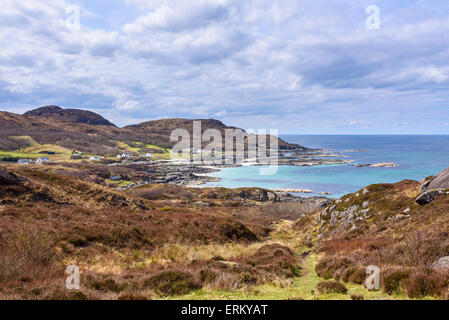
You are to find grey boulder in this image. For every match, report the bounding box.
[432,256,449,272]
[421,166,449,192]
[415,190,444,205]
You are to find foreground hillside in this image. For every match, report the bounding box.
[0,163,448,300]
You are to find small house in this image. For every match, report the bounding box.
[36,157,50,164]
[17,159,31,165]
[117,153,132,159]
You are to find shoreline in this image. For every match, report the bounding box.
[107,146,400,197]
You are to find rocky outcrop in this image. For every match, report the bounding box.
[236,189,279,202]
[319,204,372,231]
[416,167,449,205]
[352,162,398,168]
[0,169,28,186]
[420,178,432,193]
[415,190,446,205]
[421,167,449,192]
[432,256,449,272]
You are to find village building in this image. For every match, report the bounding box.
[17,159,32,165]
[36,157,50,164]
[117,153,132,159]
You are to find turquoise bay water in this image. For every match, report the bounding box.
[201,135,449,198]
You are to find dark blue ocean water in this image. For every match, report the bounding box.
[202,135,449,198]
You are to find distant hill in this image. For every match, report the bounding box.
[24,106,116,127]
[127,118,303,151]
[0,107,305,156]
[127,118,238,133]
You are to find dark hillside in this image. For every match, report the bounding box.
[24,106,116,126]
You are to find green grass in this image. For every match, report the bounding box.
[169,254,411,300]
[114,141,140,153]
[0,150,41,159]
[111,140,171,159]
[0,136,74,161]
[107,180,133,187]
[145,144,167,151]
[151,152,172,160]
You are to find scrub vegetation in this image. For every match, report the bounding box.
[0,162,448,300]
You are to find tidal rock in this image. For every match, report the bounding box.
[369,162,398,168]
[352,163,398,168]
[415,190,444,205]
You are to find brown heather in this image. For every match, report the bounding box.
[1,161,449,300]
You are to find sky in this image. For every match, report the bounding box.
[0,0,449,134]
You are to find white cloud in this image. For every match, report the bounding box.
[1,0,449,133]
[116,100,142,111]
[123,0,230,33]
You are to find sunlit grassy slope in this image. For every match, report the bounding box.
[0,136,72,161]
[0,136,172,162]
[166,221,432,301]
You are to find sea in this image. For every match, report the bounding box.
[200,135,449,198]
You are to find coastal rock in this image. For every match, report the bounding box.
[320,196,376,232]
[370,162,398,168]
[431,256,449,272]
[421,166,449,192]
[420,178,432,193]
[352,163,398,168]
[415,190,444,205]
[237,189,279,202]
[272,188,312,193]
